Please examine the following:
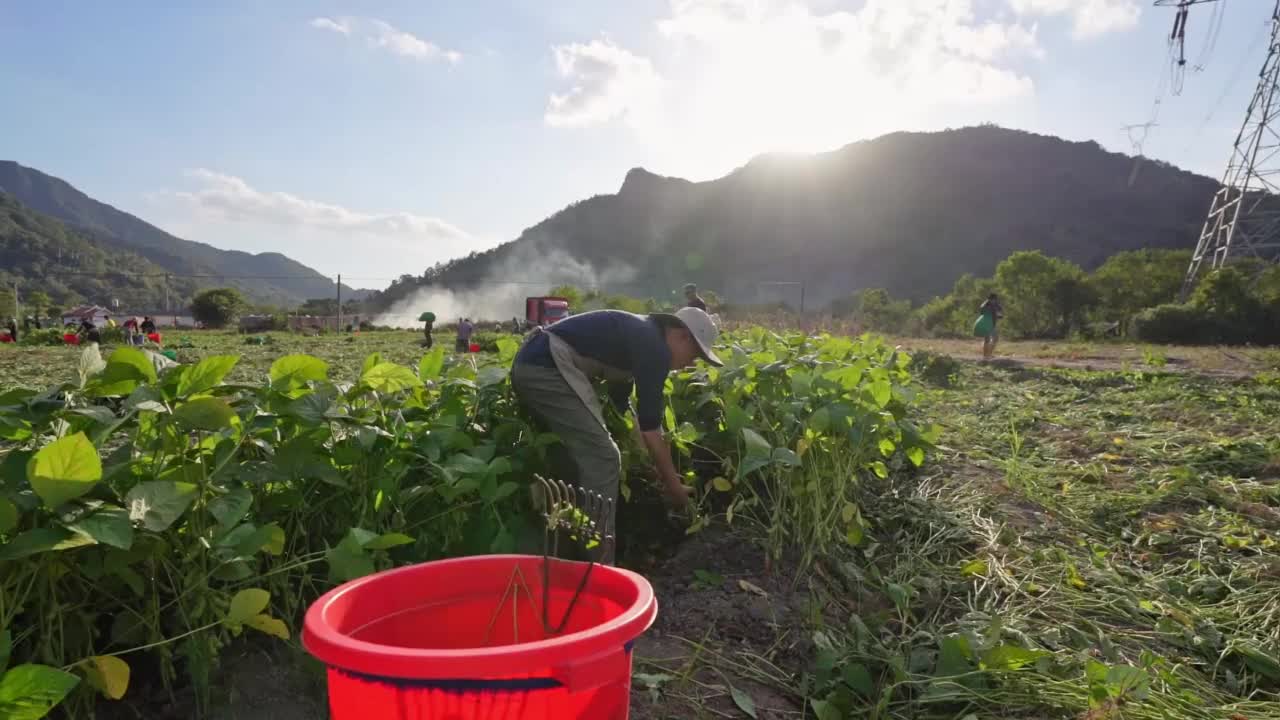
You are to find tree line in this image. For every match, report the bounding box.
[836,249,1280,345]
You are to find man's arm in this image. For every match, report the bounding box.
[640,429,691,509]
[607,380,633,414]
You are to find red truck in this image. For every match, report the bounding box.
[525,297,570,327]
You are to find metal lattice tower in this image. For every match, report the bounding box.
[1179,0,1280,297]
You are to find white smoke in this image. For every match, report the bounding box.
[371,245,638,327]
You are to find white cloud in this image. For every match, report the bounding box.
[547,0,1037,174]
[309,17,350,35]
[309,16,461,64]
[168,169,471,245]
[1008,0,1141,38]
[545,39,663,127]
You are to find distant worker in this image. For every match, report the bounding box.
[512,316,522,334]
[456,317,474,352]
[123,317,140,346]
[104,314,117,329]
[978,293,1004,360]
[684,283,707,311]
[5,318,17,342]
[423,315,434,348]
[511,307,722,564]
[78,317,100,345]
[140,316,157,335]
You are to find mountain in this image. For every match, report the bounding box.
[0,161,367,307]
[369,126,1219,311]
[0,193,202,312]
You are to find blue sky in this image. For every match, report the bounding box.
[0,0,1268,286]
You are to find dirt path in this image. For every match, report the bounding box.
[947,351,1257,379]
[894,337,1272,379]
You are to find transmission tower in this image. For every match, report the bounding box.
[1172,0,1280,297]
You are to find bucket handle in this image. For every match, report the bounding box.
[552,642,632,693]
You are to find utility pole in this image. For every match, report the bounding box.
[13,281,19,321]
[164,274,170,313]
[1169,0,1280,297]
[336,274,342,332]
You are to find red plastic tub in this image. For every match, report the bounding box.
[303,555,657,720]
[63,333,80,345]
[469,342,481,353]
[146,332,162,343]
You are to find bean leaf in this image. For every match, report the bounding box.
[0,498,17,534]
[125,481,198,532]
[0,527,81,561]
[245,614,290,640]
[730,685,757,718]
[173,397,235,431]
[270,355,329,390]
[70,505,133,550]
[226,589,271,625]
[364,532,415,550]
[83,656,130,700]
[362,362,423,393]
[0,664,81,720]
[28,432,102,509]
[418,346,446,381]
[907,446,926,467]
[175,355,239,397]
[208,488,253,528]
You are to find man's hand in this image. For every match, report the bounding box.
[661,477,692,510]
[639,428,692,510]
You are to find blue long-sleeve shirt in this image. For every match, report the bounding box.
[515,310,671,431]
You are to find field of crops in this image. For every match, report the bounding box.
[1,330,1279,720]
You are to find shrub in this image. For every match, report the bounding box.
[1132,303,1216,345]
[191,287,248,328]
[909,350,961,387]
[17,327,67,346]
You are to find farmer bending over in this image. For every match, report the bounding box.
[512,307,722,563]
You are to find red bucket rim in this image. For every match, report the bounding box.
[302,554,656,680]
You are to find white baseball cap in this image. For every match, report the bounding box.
[652,306,723,367]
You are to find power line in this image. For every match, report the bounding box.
[1190,0,1228,71]
[1183,14,1271,150]
[40,270,343,281]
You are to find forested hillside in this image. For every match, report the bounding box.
[0,193,198,312]
[367,126,1218,311]
[0,161,360,306]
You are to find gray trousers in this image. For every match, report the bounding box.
[511,362,620,564]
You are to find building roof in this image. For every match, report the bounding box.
[61,305,110,319]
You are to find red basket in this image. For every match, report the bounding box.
[146,332,162,343]
[63,334,80,345]
[303,555,656,720]
[469,342,481,353]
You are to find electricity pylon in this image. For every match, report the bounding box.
[1175,0,1280,298]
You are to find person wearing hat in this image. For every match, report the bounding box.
[684,283,707,311]
[511,307,722,563]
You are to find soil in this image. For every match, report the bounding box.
[623,528,812,720]
[101,644,326,720]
